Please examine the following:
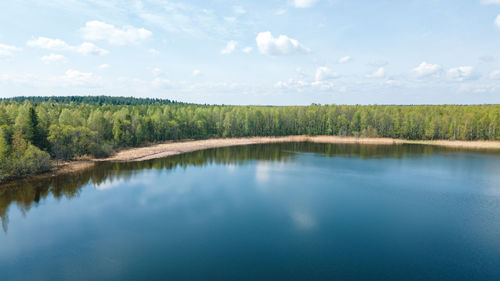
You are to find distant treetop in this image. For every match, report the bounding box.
[1,96,182,106]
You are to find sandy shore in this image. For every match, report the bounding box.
[3,136,499,183]
[100,135,500,162]
[52,160,95,175]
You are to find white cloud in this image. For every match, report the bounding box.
[152,67,163,77]
[338,56,351,64]
[224,17,237,23]
[311,80,345,92]
[495,14,500,30]
[447,66,474,81]
[41,54,67,64]
[0,43,21,56]
[148,48,160,55]
[275,78,309,91]
[482,0,500,4]
[489,70,500,79]
[62,69,93,85]
[75,42,109,55]
[366,67,385,78]
[233,6,246,14]
[81,21,152,45]
[152,77,172,88]
[27,37,108,55]
[315,66,339,81]
[193,69,201,76]
[136,2,225,37]
[413,61,441,78]
[292,0,319,8]
[221,40,237,54]
[385,79,402,86]
[242,47,253,53]
[99,64,110,69]
[256,32,310,56]
[275,9,287,15]
[275,77,346,93]
[458,84,497,94]
[27,37,70,50]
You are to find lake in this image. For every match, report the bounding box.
[1,143,500,281]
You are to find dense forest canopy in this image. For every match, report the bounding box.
[0,96,181,106]
[0,96,499,181]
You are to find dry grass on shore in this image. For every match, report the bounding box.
[100,135,500,162]
[4,136,499,184]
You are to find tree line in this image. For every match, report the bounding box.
[0,95,181,106]
[0,96,498,181]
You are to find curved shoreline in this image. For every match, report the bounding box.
[99,136,500,162]
[98,136,403,162]
[2,136,500,184]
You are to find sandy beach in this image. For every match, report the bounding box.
[3,135,500,183]
[100,135,500,162]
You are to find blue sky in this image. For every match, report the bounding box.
[1,0,500,105]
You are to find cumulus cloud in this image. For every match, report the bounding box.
[148,48,160,55]
[311,80,345,92]
[366,67,385,78]
[27,37,69,50]
[221,40,237,54]
[447,66,475,81]
[385,79,403,86]
[0,43,21,57]
[338,56,351,64]
[292,0,319,8]
[152,77,173,88]
[233,6,246,14]
[193,69,201,76]
[489,70,500,79]
[275,77,345,93]
[256,32,310,56]
[242,47,253,53]
[99,64,110,69]
[41,54,67,64]
[275,9,287,15]
[275,78,309,91]
[82,21,152,45]
[315,67,339,81]
[76,42,109,55]
[62,69,94,85]
[413,61,441,78]
[27,37,108,55]
[152,67,163,77]
[458,84,497,94]
[495,14,500,29]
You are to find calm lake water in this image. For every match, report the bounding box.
[1,143,500,281]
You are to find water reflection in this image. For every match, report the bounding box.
[0,142,498,232]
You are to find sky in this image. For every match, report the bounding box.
[1,0,500,105]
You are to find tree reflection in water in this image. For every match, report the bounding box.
[1,142,495,232]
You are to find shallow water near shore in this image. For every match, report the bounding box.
[1,143,500,281]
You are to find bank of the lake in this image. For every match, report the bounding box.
[46,136,500,175]
[2,135,500,184]
[2,142,500,280]
[98,136,500,162]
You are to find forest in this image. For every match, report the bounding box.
[0,96,499,181]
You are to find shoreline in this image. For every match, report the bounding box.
[3,136,500,184]
[99,136,500,162]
